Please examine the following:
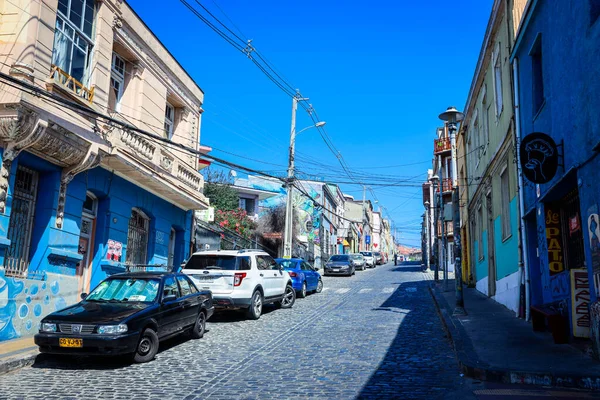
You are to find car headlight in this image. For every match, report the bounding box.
[41,323,57,333]
[98,324,128,335]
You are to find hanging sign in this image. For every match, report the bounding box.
[520,132,559,184]
[545,207,564,276]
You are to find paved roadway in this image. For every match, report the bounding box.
[1,262,599,399]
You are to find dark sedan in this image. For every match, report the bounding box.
[324,254,356,277]
[35,271,214,363]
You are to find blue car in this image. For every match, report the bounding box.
[275,258,323,298]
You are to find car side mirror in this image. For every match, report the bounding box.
[80,292,88,300]
[163,294,177,303]
[314,267,319,271]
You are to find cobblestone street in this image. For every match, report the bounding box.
[0,263,470,399]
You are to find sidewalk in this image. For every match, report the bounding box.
[430,279,600,391]
[0,337,39,375]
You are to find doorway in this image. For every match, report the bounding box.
[78,192,97,294]
[486,190,496,296]
[168,228,176,267]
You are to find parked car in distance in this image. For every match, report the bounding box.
[373,251,383,265]
[349,253,367,271]
[275,258,323,298]
[360,251,376,268]
[324,254,356,276]
[35,271,214,363]
[182,249,295,320]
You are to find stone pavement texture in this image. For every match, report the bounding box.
[431,279,600,390]
[0,262,476,400]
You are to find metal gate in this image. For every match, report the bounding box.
[126,209,149,265]
[4,166,38,278]
[561,189,585,270]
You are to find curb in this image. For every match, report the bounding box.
[428,283,600,391]
[0,349,38,376]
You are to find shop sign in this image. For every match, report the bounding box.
[570,269,591,338]
[520,132,559,184]
[545,207,564,275]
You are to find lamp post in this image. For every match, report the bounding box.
[429,174,440,282]
[283,94,326,259]
[424,200,431,273]
[439,106,465,315]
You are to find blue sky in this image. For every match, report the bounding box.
[127,0,493,246]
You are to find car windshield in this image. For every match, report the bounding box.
[361,252,373,256]
[277,260,298,269]
[330,255,349,262]
[86,278,160,303]
[185,255,237,270]
[349,254,362,260]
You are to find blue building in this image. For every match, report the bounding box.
[512,0,600,339]
[0,0,210,342]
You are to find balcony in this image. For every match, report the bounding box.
[435,178,453,193]
[102,128,209,210]
[47,65,95,104]
[434,138,451,154]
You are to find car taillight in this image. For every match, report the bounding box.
[234,272,247,286]
[288,271,297,277]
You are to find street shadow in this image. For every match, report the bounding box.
[356,279,462,400]
[391,266,423,272]
[207,304,279,324]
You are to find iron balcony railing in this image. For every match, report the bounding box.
[434,138,451,154]
[49,65,95,104]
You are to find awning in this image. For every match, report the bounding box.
[342,239,350,246]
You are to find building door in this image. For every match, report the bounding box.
[486,190,496,296]
[448,242,455,273]
[167,228,176,267]
[78,192,97,294]
[4,166,38,278]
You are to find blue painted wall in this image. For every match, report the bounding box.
[493,198,520,280]
[514,0,600,312]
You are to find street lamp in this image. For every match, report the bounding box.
[439,106,465,315]
[429,174,440,282]
[283,108,326,259]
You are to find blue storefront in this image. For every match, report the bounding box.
[512,0,600,339]
[0,150,195,342]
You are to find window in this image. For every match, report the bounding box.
[177,275,192,297]
[109,52,125,111]
[530,35,545,115]
[591,0,600,25]
[500,167,511,239]
[187,276,199,293]
[472,111,480,159]
[257,255,279,270]
[82,192,97,215]
[492,43,503,116]
[52,0,96,84]
[239,198,256,214]
[162,276,180,299]
[477,205,484,260]
[126,209,149,265]
[482,104,490,148]
[164,102,175,139]
[4,166,39,278]
[238,256,251,271]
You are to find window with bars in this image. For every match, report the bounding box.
[126,209,149,265]
[4,167,39,278]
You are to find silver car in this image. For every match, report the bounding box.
[349,253,366,271]
[360,251,376,268]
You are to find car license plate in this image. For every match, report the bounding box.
[333,268,340,271]
[59,338,83,348]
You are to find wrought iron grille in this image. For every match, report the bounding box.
[4,166,38,278]
[126,210,149,265]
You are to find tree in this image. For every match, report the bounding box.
[202,168,239,211]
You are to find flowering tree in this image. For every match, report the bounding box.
[215,209,257,240]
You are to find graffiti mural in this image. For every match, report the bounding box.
[0,270,79,342]
[587,205,600,297]
[293,186,322,244]
[550,271,569,300]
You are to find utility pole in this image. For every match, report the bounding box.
[283,92,308,259]
[361,185,366,251]
[424,201,431,273]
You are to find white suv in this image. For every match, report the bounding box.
[181,249,296,319]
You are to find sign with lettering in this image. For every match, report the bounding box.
[520,132,559,184]
[571,269,591,338]
[545,207,564,275]
[263,232,282,240]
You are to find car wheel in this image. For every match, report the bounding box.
[299,281,307,298]
[133,328,159,363]
[191,311,206,339]
[316,278,323,293]
[246,290,263,320]
[352,267,356,276]
[277,284,296,308]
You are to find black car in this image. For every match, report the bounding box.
[324,254,356,277]
[35,271,214,363]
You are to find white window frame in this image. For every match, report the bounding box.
[473,110,480,169]
[164,102,175,139]
[52,0,96,85]
[500,165,511,240]
[492,42,503,117]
